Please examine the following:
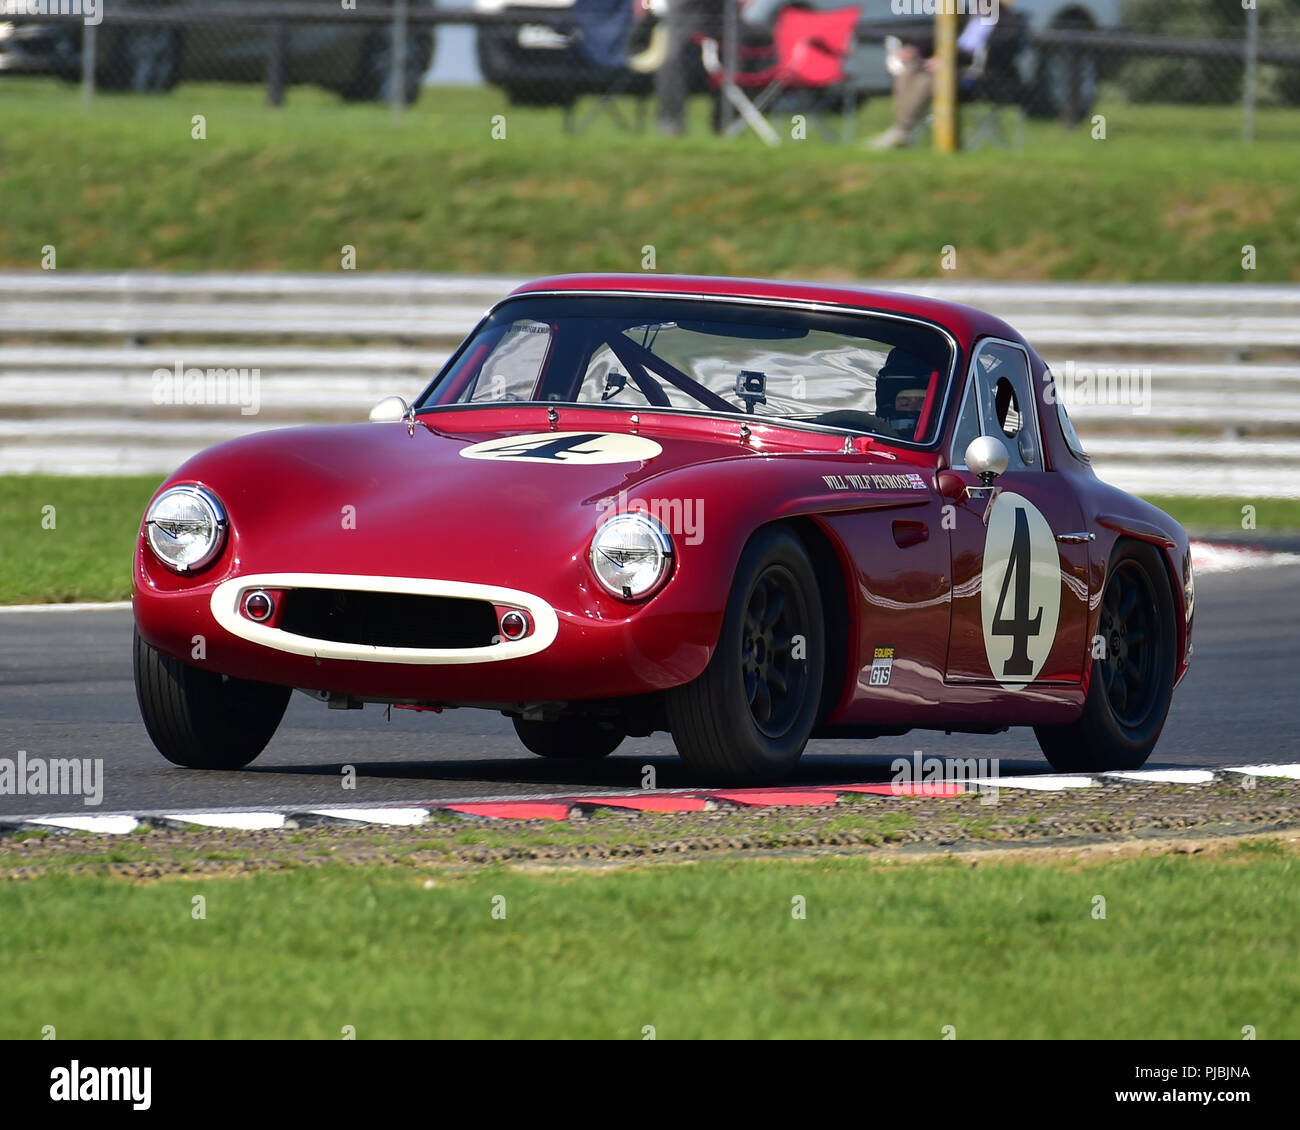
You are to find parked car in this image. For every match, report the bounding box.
[0,0,437,102]
[133,274,1192,784]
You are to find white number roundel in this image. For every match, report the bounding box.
[460,431,662,465]
[981,492,1061,689]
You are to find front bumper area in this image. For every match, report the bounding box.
[134,570,718,705]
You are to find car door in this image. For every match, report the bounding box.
[942,338,1092,688]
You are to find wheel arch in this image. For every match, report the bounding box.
[775,516,855,727]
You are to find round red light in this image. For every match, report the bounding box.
[500,610,529,641]
[244,591,274,622]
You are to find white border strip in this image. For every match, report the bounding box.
[3,765,1296,833]
[0,601,131,614]
[209,573,559,665]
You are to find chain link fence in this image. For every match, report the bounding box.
[0,0,1296,132]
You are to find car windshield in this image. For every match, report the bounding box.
[416,295,955,445]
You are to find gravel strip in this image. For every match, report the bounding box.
[1,778,1297,880]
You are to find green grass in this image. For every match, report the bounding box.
[0,476,1294,605]
[1144,495,1300,533]
[2,847,1298,1038]
[0,474,159,604]
[1,79,1298,278]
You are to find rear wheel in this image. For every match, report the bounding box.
[344,27,434,104]
[1035,541,1177,772]
[666,526,824,783]
[513,717,624,760]
[102,27,182,93]
[134,630,290,769]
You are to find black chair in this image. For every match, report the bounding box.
[563,0,668,134]
[959,12,1030,150]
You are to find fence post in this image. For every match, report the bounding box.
[267,22,288,106]
[933,6,958,151]
[391,0,409,116]
[721,0,738,135]
[81,20,96,106]
[1243,3,1258,144]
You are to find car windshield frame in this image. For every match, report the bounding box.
[413,292,961,449]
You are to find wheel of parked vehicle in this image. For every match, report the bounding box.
[103,27,182,94]
[1034,540,1178,773]
[345,27,435,105]
[1027,15,1098,123]
[666,526,824,783]
[513,717,625,760]
[133,630,291,769]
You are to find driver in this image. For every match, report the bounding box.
[875,348,934,440]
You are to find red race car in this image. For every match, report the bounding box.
[133,275,1193,783]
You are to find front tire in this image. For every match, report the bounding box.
[666,526,825,783]
[513,717,624,760]
[1034,540,1177,772]
[133,630,290,769]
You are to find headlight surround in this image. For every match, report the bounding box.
[144,485,227,574]
[589,512,674,601]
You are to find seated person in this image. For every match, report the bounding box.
[868,11,998,150]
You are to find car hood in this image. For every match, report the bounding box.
[158,406,929,589]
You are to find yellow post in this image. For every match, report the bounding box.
[933,7,959,152]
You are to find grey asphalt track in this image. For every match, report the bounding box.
[1,563,1297,818]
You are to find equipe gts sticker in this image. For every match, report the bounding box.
[869,646,895,686]
[460,431,663,465]
[981,492,1061,689]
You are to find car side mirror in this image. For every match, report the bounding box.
[369,395,410,423]
[965,435,1009,486]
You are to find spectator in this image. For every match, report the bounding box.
[655,0,725,134]
[868,11,997,149]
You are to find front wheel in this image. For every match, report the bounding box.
[666,526,825,783]
[513,717,624,760]
[102,28,182,93]
[134,630,290,769]
[1034,540,1178,772]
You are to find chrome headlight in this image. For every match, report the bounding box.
[144,485,227,573]
[589,513,674,601]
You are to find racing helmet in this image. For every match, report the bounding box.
[875,348,935,440]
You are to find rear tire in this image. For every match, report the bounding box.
[133,630,290,769]
[513,717,624,760]
[1034,540,1177,772]
[666,526,824,783]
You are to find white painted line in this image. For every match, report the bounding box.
[1223,764,1300,780]
[303,807,431,827]
[968,775,1098,791]
[1105,769,1216,784]
[0,601,131,614]
[162,812,288,830]
[28,815,141,835]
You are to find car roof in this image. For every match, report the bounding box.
[506,273,1023,351]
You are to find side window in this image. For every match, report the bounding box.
[464,320,551,403]
[950,377,982,466]
[953,341,1041,472]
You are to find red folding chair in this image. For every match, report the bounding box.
[699,5,861,146]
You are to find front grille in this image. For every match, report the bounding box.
[279,589,499,650]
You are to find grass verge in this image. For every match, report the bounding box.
[1,81,1297,279]
[2,841,1298,1038]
